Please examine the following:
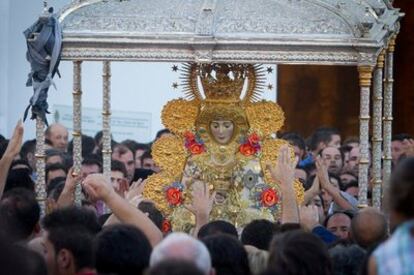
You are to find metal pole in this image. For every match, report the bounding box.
[383,36,396,192]
[102,61,112,182]
[357,65,373,208]
[73,61,83,206]
[35,118,46,215]
[372,50,385,209]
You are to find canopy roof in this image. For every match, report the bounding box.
[58,0,402,65]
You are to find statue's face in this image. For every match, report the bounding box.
[210,120,234,144]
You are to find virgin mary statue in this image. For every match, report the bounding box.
[143,63,303,232]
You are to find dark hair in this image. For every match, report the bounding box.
[197,220,238,239]
[45,163,67,184]
[138,201,163,230]
[68,135,96,158]
[10,159,32,172]
[20,139,36,160]
[155,128,171,140]
[46,177,66,197]
[329,244,366,275]
[324,211,354,228]
[136,143,150,151]
[140,150,153,162]
[202,234,251,275]
[392,133,412,142]
[148,260,204,275]
[344,180,359,191]
[268,230,332,275]
[328,173,344,191]
[389,157,414,219]
[45,148,65,162]
[121,139,139,158]
[5,168,35,192]
[241,219,277,250]
[94,224,152,275]
[42,207,101,272]
[42,206,101,235]
[111,160,127,177]
[133,168,154,181]
[281,132,306,151]
[0,188,40,242]
[0,237,47,275]
[308,127,340,151]
[81,156,102,171]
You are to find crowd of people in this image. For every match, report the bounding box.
[0,121,414,275]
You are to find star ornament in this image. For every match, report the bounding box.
[267,84,273,90]
[172,65,179,72]
[172,82,179,89]
[266,67,273,74]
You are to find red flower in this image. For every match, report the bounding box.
[188,142,205,155]
[162,219,171,233]
[166,187,182,205]
[261,188,278,207]
[184,131,196,142]
[239,143,256,156]
[248,133,260,145]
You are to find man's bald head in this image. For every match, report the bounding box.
[45,124,68,151]
[351,208,388,249]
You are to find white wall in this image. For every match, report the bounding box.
[0,0,277,143]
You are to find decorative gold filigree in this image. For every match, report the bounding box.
[161,99,199,135]
[293,179,305,205]
[246,101,285,137]
[152,135,188,177]
[142,172,176,216]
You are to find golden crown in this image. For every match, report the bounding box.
[199,64,247,102]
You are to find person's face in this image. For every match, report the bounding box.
[113,151,135,183]
[81,164,100,179]
[210,120,234,145]
[42,232,58,275]
[391,140,405,164]
[327,134,341,148]
[110,170,128,196]
[345,186,359,199]
[340,173,357,185]
[47,169,66,185]
[320,189,333,213]
[294,168,307,185]
[135,149,146,168]
[347,147,360,176]
[142,157,160,172]
[293,145,304,163]
[308,195,325,223]
[48,125,69,151]
[329,177,340,190]
[327,213,351,240]
[321,147,343,175]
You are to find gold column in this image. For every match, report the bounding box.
[73,61,83,205]
[35,117,46,215]
[383,36,396,192]
[357,65,373,208]
[372,50,385,209]
[102,61,112,181]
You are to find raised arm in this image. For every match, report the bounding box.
[0,121,24,198]
[267,145,299,224]
[82,174,163,246]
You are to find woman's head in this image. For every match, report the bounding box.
[210,120,234,144]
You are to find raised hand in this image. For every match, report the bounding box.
[315,157,331,189]
[126,178,146,201]
[82,174,116,203]
[65,167,82,190]
[299,205,320,231]
[4,120,24,159]
[185,180,216,220]
[267,144,297,188]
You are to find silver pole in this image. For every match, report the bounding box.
[372,50,385,209]
[357,65,373,208]
[35,118,46,215]
[73,61,83,206]
[102,61,112,182]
